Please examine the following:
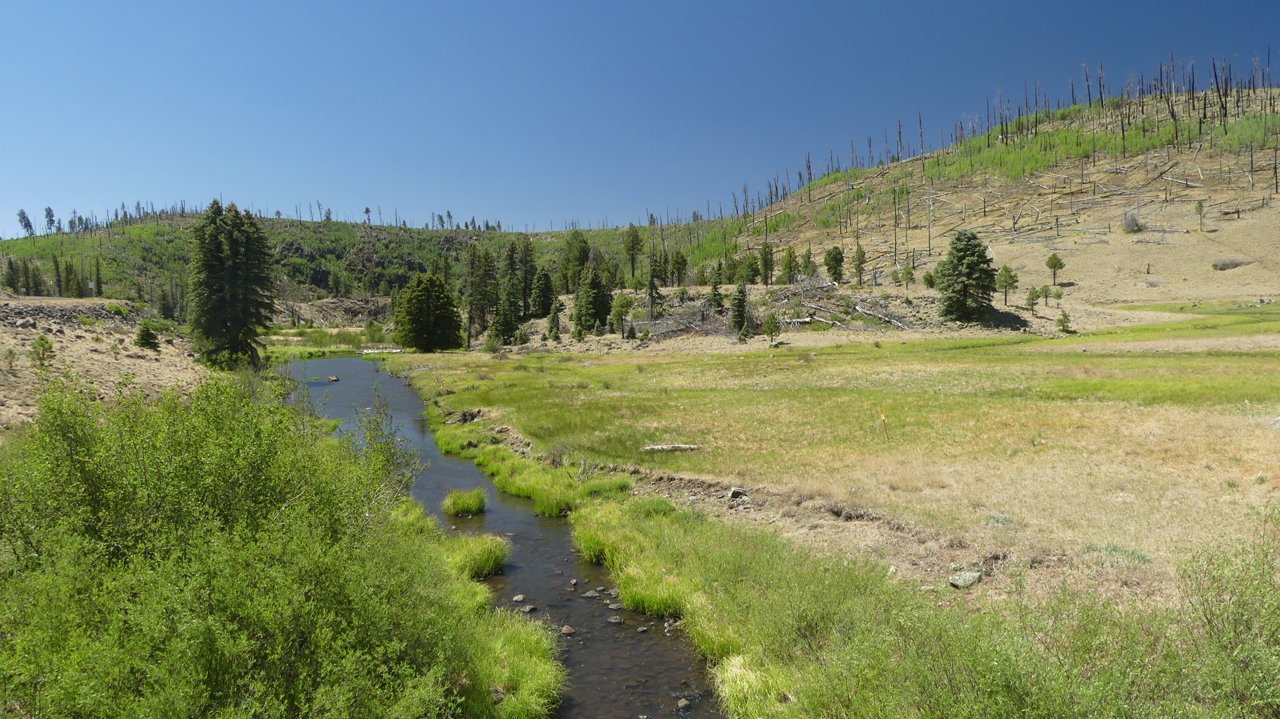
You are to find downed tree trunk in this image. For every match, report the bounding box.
[640,444,700,452]
[800,300,912,331]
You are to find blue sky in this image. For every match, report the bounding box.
[2,1,1278,237]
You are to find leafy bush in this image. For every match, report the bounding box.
[104,302,128,318]
[1212,259,1254,271]
[442,487,486,515]
[0,377,563,718]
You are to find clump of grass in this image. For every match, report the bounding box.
[442,487,486,515]
[1081,543,1150,566]
[444,533,508,579]
[987,513,1014,526]
[1212,258,1254,271]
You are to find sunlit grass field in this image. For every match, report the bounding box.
[385,303,1280,569]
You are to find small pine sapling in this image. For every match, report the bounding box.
[135,323,161,351]
[27,334,55,370]
[922,270,935,289]
[1025,287,1040,316]
[1040,285,1051,307]
[761,312,781,342]
[994,265,1019,306]
[1055,310,1072,333]
[4,348,16,373]
[1052,289,1063,307]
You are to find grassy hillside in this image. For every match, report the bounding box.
[5,85,1278,317]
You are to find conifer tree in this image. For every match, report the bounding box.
[392,273,464,352]
[531,267,554,318]
[546,299,563,341]
[729,282,748,333]
[1045,253,1066,285]
[761,311,781,342]
[934,230,996,322]
[3,258,18,293]
[707,268,724,311]
[490,273,522,344]
[824,246,844,283]
[135,322,161,351]
[758,242,774,286]
[93,257,103,296]
[187,200,276,367]
[623,224,644,279]
[852,243,867,286]
[778,246,800,284]
[670,250,688,286]
[572,267,609,336]
[995,265,1019,305]
[801,247,818,278]
[53,255,63,296]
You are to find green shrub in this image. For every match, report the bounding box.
[26,334,54,369]
[442,487,486,515]
[104,302,128,318]
[0,376,562,717]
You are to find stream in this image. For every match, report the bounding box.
[289,357,721,719]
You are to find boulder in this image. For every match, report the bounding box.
[948,571,982,589]
[728,487,748,499]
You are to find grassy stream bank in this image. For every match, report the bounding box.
[382,334,1280,718]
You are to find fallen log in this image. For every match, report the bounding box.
[640,444,700,452]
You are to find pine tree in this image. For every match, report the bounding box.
[546,299,563,341]
[852,243,867,286]
[572,267,609,336]
[135,322,161,351]
[392,273,464,352]
[707,268,724,311]
[93,257,103,296]
[728,282,748,333]
[623,224,644,278]
[187,200,276,367]
[670,250,688,286]
[934,230,996,322]
[778,246,800,284]
[824,246,844,283]
[801,247,818,278]
[1045,253,1066,285]
[490,273,522,344]
[1025,287,1040,316]
[2,258,18,293]
[761,311,781,342]
[758,243,774,286]
[995,265,1019,306]
[52,255,63,296]
[531,267,554,318]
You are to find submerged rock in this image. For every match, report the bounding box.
[512,594,525,602]
[561,625,576,635]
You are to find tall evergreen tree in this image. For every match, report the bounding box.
[778,246,800,284]
[852,243,867,286]
[52,255,63,296]
[187,200,276,367]
[800,247,818,278]
[670,250,688,286]
[623,224,644,279]
[393,273,464,352]
[758,242,774,286]
[93,257,103,296]
[518,235,536,317]
[490,273,522,345]
[707,267,724,311]
[728,282,749,333]
[1045,253,1066,285]
[3,258,18,293]
[935,230,997,322]
[824,246,845,283]
[463,246,497,338]
[531,267,554,318]
[16,209,34,237]
[572,267,610,336]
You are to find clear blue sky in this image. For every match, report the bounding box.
[3,0,1278,237]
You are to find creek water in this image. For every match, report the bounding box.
[289,358,720,719]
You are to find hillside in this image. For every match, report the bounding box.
[4,86,1278,324]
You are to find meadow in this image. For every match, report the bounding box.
[380,301,1280,717]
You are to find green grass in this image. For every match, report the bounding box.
[571,498,1255,718]
[442,487,487,515]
